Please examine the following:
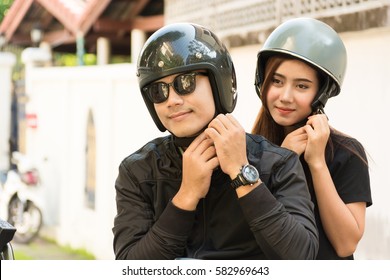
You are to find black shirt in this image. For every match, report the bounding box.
[301,133,372,259]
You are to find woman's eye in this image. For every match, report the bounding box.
[272,78,282,85]
[297,84,308,89]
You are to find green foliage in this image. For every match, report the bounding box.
[14,250,34,260]
[111,55,130,64]
[13,237,96,260]
[54,53,97,66]
[54,52,129,66]
[61,245,96,260]
[0,0,14,23]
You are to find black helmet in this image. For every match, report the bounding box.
[255,18,347,111]
[137,22,237,132]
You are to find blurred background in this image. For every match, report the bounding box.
[0,0,389,259]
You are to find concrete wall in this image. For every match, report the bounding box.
[24,64,164,259]
[23,26,390,259]
[0,52,16,171]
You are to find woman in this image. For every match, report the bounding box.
[252,18,372,259]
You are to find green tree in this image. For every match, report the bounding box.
[0,0,14,23]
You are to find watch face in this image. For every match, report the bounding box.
[242,165,259,184]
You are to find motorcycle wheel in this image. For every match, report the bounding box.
[8,196,42,244]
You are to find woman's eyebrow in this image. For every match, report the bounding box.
[273,72,314,83]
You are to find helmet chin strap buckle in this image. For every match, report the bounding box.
[314,106,325,115]
[311,103,329,121]
[311,84,330,117]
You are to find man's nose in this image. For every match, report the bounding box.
[166,87,184,106]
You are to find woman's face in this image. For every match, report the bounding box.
[154,72,215,137]
[266,59,319,128]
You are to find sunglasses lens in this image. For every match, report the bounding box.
[144,73,202,104]
[147,83,169,103]
[174,74,196,95]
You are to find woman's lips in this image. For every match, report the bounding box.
[276,106,294,115]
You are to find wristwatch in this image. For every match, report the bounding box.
[230,164,259,189]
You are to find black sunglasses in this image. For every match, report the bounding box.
[143,72,208,104]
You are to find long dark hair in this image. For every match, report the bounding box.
[252,55,286,146]
[252,55,368,165]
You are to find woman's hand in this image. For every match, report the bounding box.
[282,114,330,166]
[281,126,308,156]
[303,114,330,166]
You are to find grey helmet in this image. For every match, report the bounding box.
[137,22,237,132]
[255,17,347,112]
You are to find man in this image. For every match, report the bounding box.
[113,23,318,259]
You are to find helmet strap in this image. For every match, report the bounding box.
[172,122,212,148]
[311,76,337,114]
[173,135,198,148]
[311,95,327,115]
[254,67,261,97]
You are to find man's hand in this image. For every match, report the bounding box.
[172,132,219,210]
[205,114,248,179]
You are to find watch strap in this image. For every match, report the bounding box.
[231,171,251,189]
[231,175,245,189]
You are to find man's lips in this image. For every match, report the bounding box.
[169,111,191,120]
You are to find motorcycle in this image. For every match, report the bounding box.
[0,218,16,260]
[0,152,43,244]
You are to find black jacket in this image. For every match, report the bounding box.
[113,133,318,259]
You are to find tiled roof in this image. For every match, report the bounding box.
[0,0,164,55]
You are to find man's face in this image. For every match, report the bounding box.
[153,72,215,137]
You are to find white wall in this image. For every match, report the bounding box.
[327,27,390,259]
[23,26,390,259]
[24,64,164,259]
[0,52,16,171]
